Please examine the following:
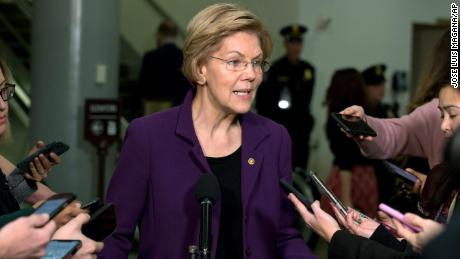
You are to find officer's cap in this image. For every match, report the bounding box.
[362,64,386,85]
[280,24,307,42]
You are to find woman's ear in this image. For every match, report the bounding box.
[196,65,207,86]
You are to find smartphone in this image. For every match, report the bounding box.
[309,170,348,218]
[81,198,103,214]
[82,203,117,241]
[42,240,81,259]
[279,179,313,211]
[16,141,69,174]
[382,161,417,183]
[378,203,421,233]
[33,193,76,219]
[331,113,377,137]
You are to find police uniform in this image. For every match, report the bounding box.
[256,24,315,169]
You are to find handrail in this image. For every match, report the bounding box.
[144,0,186,40]
[15,0,33,20]
[0,12,31,55]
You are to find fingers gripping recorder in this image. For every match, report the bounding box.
[309,171,367,223]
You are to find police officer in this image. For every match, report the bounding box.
[256,24,315,171]
[361,64,395,118]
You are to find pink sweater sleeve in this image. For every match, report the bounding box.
[358,98,445,169]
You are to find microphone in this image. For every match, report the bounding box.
[194,174,220,259]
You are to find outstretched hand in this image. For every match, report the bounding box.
[288,195,341,243]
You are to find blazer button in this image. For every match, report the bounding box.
[245,247,252,257]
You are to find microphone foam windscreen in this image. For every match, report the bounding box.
[194,174,220,203]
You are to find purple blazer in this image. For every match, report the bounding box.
[100,90,316,259]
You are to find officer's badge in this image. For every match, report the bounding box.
[304,69,312,81]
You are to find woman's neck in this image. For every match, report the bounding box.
[192,88,241,157]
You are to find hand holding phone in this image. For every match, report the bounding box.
[279,179,313,211]
[16,141,69,175]
[378,203,421,233]
[33,193,76,219]
[331,113,377,137]
[42,240,81,259]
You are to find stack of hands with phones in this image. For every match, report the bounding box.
[0,193,116,258]
[281,172,445,255]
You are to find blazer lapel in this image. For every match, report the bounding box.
[240,113,269,211]
[175,88,211,173]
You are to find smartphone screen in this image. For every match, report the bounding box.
[331,113,377,137]
[43,240,81,259]
[33,193,76,219]
[43,240,80,259]
[382,161,417,183]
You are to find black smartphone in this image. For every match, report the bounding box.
[33,193,76,219]
[382,161,417,184]
[279,179,313,211]
[43,240,81,259]
[331,113,377,137]
[81,198,104,214]
[16,141,70,174]
[82,203,117,241]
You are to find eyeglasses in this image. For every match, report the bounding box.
[209,56,270,73]
[0,82,15,101]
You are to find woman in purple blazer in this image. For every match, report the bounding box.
[101,3,316,259]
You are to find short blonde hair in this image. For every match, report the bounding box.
[182,3,272,86]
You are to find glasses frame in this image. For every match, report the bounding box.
[209,56,270,73]
[0,83,15,102]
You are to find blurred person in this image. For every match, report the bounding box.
[102,4,316,258]
[256,24,315,172]
[324,68,379,216]
[138,20,190,115]
[362,64,395,118]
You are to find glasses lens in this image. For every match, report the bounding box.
[1,85,15,101]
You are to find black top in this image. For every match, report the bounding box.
[206,147,243,259]
[0,169,20,216]
[326,116,373,170]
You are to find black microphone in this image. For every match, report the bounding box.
[194,174,220,259]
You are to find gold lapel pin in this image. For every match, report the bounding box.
[248,157,256,166]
